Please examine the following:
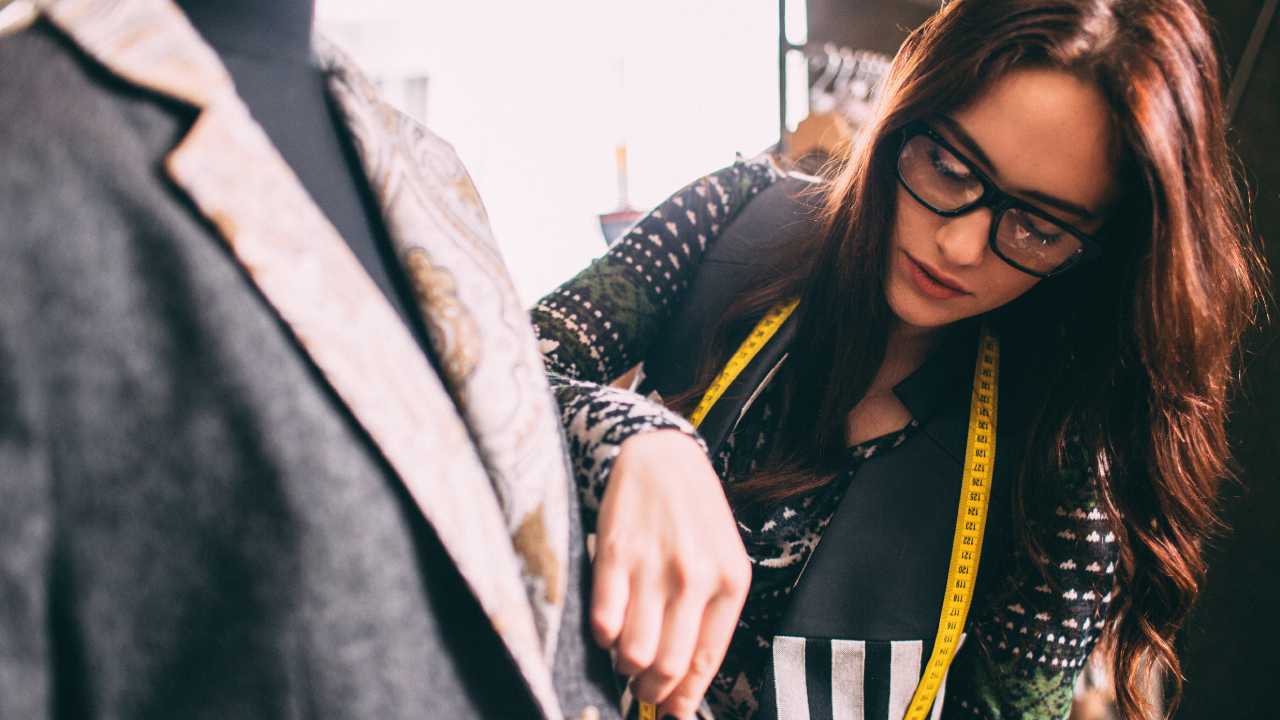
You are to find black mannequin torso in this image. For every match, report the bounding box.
[176,0,431,348]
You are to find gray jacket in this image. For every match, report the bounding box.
[0,1,617,717]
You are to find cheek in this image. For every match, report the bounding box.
[890,187,938,251]
[885,186,1040,325]
[974,262,1040,311]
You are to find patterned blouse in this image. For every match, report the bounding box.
[533,157,1120,720]
[714,387,922,719]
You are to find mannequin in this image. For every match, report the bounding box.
[1,2,630,716]
[176,0,429,345]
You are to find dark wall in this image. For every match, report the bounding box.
[1178,1,1279,717]
[805,0,935,56]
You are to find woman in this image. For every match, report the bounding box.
[534,1,1266,719]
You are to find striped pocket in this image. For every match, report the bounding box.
[761,636,957,720]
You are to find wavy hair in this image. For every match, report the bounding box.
[672,1,1268,716]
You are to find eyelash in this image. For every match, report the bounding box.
[928,147,971,182]
[1012,214,1064,244]
[1027,225,1062,244]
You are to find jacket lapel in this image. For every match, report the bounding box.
[318,38,571,662]
[36,1,562,716]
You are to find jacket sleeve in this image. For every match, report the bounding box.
[943,453,1120,720]
[532,157,784,529]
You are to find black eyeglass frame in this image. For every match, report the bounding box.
[894,121,1104,278]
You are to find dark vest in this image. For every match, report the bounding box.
[639,176,1025,676]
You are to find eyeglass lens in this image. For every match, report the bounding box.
[898,132,1083,275]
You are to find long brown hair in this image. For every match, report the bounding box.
[672,1,1267,716]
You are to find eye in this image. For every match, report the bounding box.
[1011,210,1065,244]
[927,145,973,183]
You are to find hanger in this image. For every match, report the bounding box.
[808,43,844,114]
[830,47,858,109]
[784,44,853,163]
[838,50,892,127]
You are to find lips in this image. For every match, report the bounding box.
[904,252,971,300]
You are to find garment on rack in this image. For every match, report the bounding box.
[784,47,891,174]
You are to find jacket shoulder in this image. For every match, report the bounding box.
[0,20,201,338]
[0,19,192,181]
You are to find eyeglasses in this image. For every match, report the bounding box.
[895,121,1103,278]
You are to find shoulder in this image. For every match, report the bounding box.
[319,34,480,211]
[670,161,825,314]
[706,163,825,267]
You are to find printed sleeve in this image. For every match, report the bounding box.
[533,157,783,525]
[531,156,783,382]
[549,374,706,532]
[943,453,1121,720]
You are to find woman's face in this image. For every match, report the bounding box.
[884,68,1117,331]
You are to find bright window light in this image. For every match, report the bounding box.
[319,0,779,302]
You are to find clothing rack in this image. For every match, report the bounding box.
[805,43,892,122]
[775,0,899,158]
[777,38,893,168]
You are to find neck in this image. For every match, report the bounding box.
[176,0,315,64]
[869,318,942,394]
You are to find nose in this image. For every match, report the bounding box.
[934,207,993,267]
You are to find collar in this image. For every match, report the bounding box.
[27,1,566,714]
[892,324,978,423]
[892,323,981,464]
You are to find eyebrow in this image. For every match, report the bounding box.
[933,115,1099,221]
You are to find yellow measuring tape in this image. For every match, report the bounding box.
[689,299,801,428]
[904,326,998,719]
[638,301,998,719]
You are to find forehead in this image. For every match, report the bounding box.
[948,68,1117,221]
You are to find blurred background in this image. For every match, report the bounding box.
[318,0,782,303]
[318,1,1277,716]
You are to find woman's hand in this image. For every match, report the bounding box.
[591,430,751,720]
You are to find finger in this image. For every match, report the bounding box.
[630,584,708,704]
[658,590,745,719]
[614,570,664,677]
[590,543,631,649]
